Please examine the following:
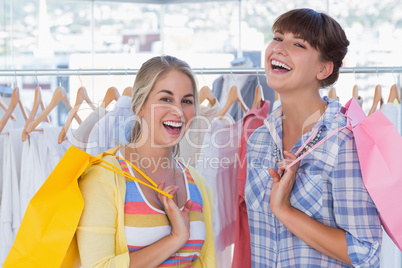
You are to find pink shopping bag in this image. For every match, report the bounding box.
[344,98,402,252]
[285,98,402,252]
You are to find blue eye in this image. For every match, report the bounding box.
[273,37,282,42]
[295,43,305,49]
[182,99,193,105]
[161,97,171,102]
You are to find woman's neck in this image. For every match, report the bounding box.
[280,91,327,135]
[125,138,175,176]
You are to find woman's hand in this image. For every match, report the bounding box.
[269,151,299,218]
[157,181,193,245]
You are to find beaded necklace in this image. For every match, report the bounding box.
[273,127,324,164]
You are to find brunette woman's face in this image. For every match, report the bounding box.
[138,70,196,148]
[265,31,325,94]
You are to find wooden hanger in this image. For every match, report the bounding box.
[0,87,28,133]
[252,84,264,109]
[387,84,400,103]
[22,87,50,141]
[27,87,82,134]
[352,84,359,99]
[58,86,95,143]
[101,86,120,108]
[199,86,216,106]
[0,94,17,121]
[368,84,383,115]
[216,85,248,119]
[328,87,337,100]
[122,86,132,97]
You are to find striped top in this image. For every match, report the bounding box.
[116,157,206,268]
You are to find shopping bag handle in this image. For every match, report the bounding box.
[95,156,173,199]
[284,112,349,171]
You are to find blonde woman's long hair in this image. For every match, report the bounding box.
[130,55,198,157]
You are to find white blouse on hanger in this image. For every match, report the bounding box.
[86,96,132,156]
[380,102,401,135]
[179,100,223,167]
[379,102,402,268]
[196,116,241,253]
[42,125,72,173]
[0,127,21,265]
[71,106,108,151]
[19,131,43,218]
[0,121,13,204]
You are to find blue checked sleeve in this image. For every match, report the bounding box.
[331,131,382,267]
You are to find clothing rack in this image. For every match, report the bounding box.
[0,66,401,76]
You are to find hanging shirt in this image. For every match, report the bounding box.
[71,107,108,151]
[42,125,72,177]
[219,74,250,106]
[115,113,136,146]
[116,155,206,267]
[19,132,43,219]
[245,96,382,267]
[212,75,275,121]
[232,100,270,268]
[0,128,22,265]
[196,116,242,253]
[87,96,132,156]
[179,100,223,167]
[19,126,71,218]
[379,102,402,268]
[37,129,54,179]
[380,102,401,135]
[0,121,13,205]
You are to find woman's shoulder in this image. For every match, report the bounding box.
[248,123,272,145]
[179,162,201,184]
[179,163,209,193]
[321,98,355,143]
[79,154,123,191]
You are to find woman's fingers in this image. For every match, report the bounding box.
[278,151,299,172]
[182,199,193,215]
[157,180,166,190]
[269,168,281,183]
[157,181,179,208]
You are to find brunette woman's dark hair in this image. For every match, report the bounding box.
[272,8,350,87]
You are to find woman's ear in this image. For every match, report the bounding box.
[137,104,145,117]
[317,61,334,81]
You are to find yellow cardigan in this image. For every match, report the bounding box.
[77,149,216,268]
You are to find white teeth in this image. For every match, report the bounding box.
[271,60,291,71]
[163,121,183,128]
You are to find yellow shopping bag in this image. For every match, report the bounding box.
[3,146,171,268]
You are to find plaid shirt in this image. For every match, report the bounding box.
[245,97,382,267]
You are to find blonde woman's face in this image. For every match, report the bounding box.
[138,70,195,148]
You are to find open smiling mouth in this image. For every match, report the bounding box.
[163,120,183,134]
[271,60,292,71]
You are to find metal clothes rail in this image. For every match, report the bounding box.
[0,66,401,76]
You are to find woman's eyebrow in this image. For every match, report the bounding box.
[157,89,173,95]
[158,90,194,98]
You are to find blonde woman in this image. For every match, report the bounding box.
[77,55,216,268]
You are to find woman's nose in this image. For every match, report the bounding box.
[273,42,287,55]
[170,102,184,117]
